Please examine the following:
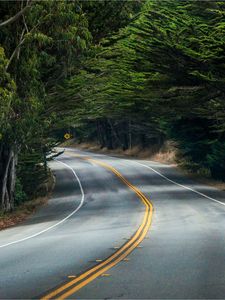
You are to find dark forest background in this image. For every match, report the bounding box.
[1,0,225,212]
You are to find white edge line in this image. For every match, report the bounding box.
[127,160,225,207]
[63,148,225,207]
[0,158,84,249]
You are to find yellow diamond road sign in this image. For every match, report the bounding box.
[64,133,71,140]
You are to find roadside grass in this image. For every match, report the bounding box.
[177,163,225,191]
[65,140,225,191]
[0,171,55,231]
[63,140,178,164]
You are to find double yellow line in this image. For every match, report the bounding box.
[41,156,153,300]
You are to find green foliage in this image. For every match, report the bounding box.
[0,0,92,209]
[207,141,225,180]
[81,0,143,42]
[17,150,48,197]
[0,47,16,137]
[15,178,27,205]
[57,0,225,180]
[1,0,225,213]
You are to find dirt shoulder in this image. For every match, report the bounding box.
[66,141,225,192]
[0,170,55,231]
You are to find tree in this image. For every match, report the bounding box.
[0,0,91,211]
[59,0,225,180]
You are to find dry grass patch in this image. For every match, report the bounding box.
[0,196,48,230]
[177,167,225,191]
[65,141,225,191]
[0,171,55,231]
[69,141,178,164]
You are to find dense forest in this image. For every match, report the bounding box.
[1,0,225,212]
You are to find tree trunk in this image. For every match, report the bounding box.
[122,121,129,151]
[0,145,18,212]
[96,120,104,148]
[105,120,113,150]
[107,119,122,148]
[128,120,132,150]
[140,133,146,148]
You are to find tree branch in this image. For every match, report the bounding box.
[5,20,41,71]
[0,0,32,28]
[6,29,26,71]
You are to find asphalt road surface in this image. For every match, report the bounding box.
[1,148,225,299]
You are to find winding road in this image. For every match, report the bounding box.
[1,148,225,299]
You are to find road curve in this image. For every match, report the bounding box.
[1,148,225,299]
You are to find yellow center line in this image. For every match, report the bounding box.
[59,207,152,300]
[41,153,153,299]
